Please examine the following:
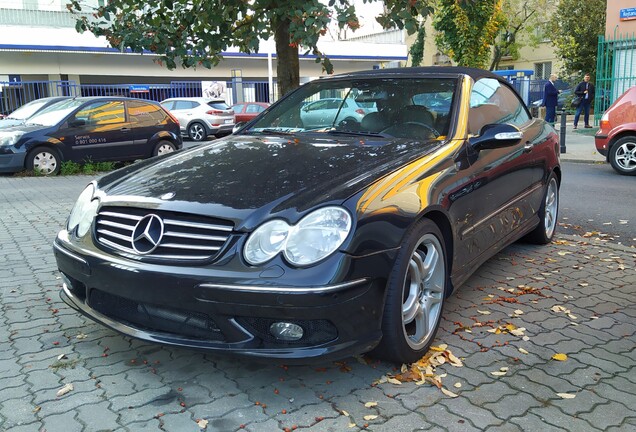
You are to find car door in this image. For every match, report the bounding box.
[450,78,547,269]
[63,100,134,162]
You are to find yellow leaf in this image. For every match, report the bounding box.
[363,415,378,421]
[364,402,378,408]
[552,353,568,361]
[441,387,459,398]
[557,392,576,399]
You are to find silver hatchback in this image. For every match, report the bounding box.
[160,97,235,141]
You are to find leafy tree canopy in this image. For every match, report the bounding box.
[432,0,505,69]
[68,0,434,97]
[548,0,605,80]
[490,0,551,71]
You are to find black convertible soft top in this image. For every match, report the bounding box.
[328,66,505,83]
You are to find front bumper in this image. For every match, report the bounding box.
[54,231,396,362]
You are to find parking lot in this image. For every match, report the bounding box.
[0,174,634,432]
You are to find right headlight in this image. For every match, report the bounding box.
[244,206,352,267]
[67,183,99,237]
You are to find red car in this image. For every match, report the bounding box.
[231,102,270,123]
[595,86,636,175]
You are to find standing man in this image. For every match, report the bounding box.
[573,73,595,129]
[543,74,560,125]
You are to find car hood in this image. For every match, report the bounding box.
[97,134,441,229]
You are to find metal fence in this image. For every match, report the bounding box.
[596,32,636,123]
[0,80,274,115]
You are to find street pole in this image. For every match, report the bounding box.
[560,109,567,153]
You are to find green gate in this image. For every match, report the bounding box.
[595,32,636,124]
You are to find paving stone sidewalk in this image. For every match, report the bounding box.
[0,175,634,432]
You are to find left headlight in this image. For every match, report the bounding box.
[244,206,352,267]
[67,183,100,237]
[0,131,25,147]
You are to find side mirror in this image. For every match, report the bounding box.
[68,118,86,128]
[232,121,246,134]
[469,123,523,151]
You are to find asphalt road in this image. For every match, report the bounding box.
[559,161,635,247]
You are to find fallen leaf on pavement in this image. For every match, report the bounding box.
[441,387,459,398]
[56,383,73,397]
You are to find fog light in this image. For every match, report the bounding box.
[269,322,304,341]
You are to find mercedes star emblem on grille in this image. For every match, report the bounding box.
[131,214,165,254]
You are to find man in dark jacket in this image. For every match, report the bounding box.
[573,73,595,129]
[543,74,560,125]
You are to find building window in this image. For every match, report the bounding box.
[534,62,552,80]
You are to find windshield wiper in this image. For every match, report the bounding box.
[325,129,392,138]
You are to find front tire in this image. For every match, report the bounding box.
[187,122,208,142]
[374,219,448,364]
[525,173,559,244]
[609,136,636,176]
[26,147,61,176]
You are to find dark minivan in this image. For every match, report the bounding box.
[0,97,182,175]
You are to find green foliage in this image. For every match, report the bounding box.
[548,0,605,79]
[409,25,426,67]
[490,0,551,70]
[68,0,434,96]
[59,160,115,176]
[433,0,505,69]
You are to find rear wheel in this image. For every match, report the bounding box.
[609,136,636,176]
[153,141,177,157]
[188,122,207,141]
[525,173,559,244]
[373,219,447,364]
[26,147,61,176]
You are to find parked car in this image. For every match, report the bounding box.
[595,86,636,175]
[0,97,181,175]
[231,102,270,123]
[299,97,376,128]
[530,89,573,113]
[0,96,69,130]
[160,97,234,141]
[54,67,560,364]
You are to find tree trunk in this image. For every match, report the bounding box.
[274,16,300,98]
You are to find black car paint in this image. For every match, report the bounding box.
[54,68,560,362]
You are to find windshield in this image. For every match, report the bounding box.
[26,99,85,127]
[8,99,51,120]
[246,77,457,140]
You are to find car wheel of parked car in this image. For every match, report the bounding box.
[375,219,447,364]
[153,141,177,156]
[525,173,559,244]
[188,122,208,141]
[609,136,636,176]
[26,147,61,176]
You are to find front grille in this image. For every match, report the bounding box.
[89,289,225,341]
[95,206,233,262]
